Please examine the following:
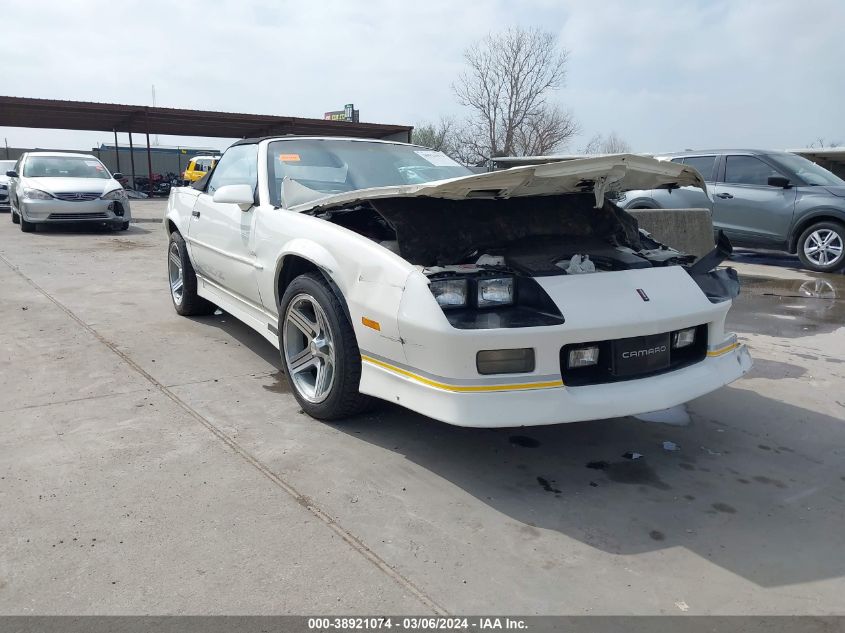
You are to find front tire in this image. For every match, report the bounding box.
[20,215,35,232]
[167,231,216,316]
[11,209,20,224]
[279,272,372,420]
[797,221,845,272]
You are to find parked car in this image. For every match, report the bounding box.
[182,155,219,184]
[164,138,751,426]
[618,150,845,272]
[0,159,15,211]
[7,152,131,232]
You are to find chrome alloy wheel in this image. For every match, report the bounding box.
[283,293,335,403]
[168,241,184,305]
[803,228,844,267]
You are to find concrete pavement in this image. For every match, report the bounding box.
[1,201,843,615]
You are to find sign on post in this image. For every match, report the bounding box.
[323,104,359,123]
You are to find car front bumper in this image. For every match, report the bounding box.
[353,264,751,427]
[360,341,751,427]
[20,197,131,224]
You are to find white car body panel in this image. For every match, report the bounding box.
[164,138,750,427]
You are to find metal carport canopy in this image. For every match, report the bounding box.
[0,96,413,141]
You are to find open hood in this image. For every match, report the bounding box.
[286,154,706,213]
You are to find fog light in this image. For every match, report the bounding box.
[476,348,535,375]
[672,327,696,349]
[567,346,599,368]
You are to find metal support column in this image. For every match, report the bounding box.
[113,129,120,173]
[128,132,136,189]
[144,110,153,196]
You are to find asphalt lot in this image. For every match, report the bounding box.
[1,200,844,615]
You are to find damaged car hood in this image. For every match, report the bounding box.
[286,154,707,213]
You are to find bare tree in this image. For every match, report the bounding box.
[513,105,579,156]
[808,137,843,148]
[453,27,577,162]
[412,117,458,154]
[582,131,632,154]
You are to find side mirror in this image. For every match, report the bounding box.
[6,170,18,178]
[768,176,791,188]
[112,172,124,180]
[212,184,255,210]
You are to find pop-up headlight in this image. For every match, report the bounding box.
[429,278,468,308]
[477,277,514,308]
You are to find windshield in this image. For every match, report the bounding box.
[267,139,471,207]
[766,153,845,186]
[23,156,111,179]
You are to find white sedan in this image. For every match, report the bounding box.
[164,137,751,426]
[7,152,131,232]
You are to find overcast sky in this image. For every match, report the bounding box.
[1,0,842,155]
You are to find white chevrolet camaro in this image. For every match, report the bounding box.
[164,136,752,426]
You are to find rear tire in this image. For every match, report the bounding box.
[797,221,845,272]
[20,216,35,232]
[167,231,216,316]
[279,272,372,420]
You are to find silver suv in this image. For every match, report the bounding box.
[619,150,845,272]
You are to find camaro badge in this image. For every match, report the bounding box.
[636,288,650,302]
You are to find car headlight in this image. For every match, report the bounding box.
[102,188,127,200]
[477,277,514,307]
[429,278,468,308]
[23,187,53,200]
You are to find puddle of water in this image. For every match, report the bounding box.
[729,274,845,337]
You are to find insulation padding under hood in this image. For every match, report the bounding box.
[371,193,642,266]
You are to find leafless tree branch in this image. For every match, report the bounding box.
[452,26,575,162]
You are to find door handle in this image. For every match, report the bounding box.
[191,210,201,217]
[715,193,733,199]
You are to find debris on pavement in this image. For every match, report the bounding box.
[675,601,690,612]
[662,441,681,452]
[622,452,643,460]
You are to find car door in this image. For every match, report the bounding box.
[711,154,797,246]
[186,143,263,306]
[665,155,717,209]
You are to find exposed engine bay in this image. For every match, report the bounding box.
[315,192,695,269]
[312,191,739,328]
